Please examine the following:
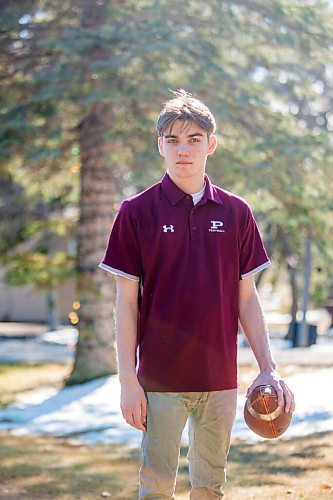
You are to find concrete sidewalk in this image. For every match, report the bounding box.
[0,322,48,339]
[0,323,77,364]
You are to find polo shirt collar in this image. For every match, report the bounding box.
[161,172,223,206]
[203,174,223,205]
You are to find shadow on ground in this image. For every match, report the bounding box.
[1,431,332,499]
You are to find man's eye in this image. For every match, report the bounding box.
[167,139,177,143]
[190,138,200,143]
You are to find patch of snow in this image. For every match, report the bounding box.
[40,328,78,346]
[1,369,333,447]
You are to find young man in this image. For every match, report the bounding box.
[99,90,295,499]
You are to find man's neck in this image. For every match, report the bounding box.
[167,171,205,194]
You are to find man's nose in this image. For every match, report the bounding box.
[177,144,190,156]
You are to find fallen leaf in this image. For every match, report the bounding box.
[320,483,332,490]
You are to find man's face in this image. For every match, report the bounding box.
[158,120,217,186]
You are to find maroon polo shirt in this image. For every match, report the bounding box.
[99,173,270,392]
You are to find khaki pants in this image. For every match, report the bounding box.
[139,389,237,499]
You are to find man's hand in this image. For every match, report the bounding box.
[120,378,147,432]
[246,369,295,414]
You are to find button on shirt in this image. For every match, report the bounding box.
[99,173,270,392]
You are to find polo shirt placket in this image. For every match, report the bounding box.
[100,173,271,392]
[189,203,199,240]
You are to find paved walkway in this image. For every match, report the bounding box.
[0,323,76,364]
[0,322,48,338]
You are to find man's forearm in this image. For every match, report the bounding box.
[115,279,139,384]
[239,277,295,413]
[239,278,276,372]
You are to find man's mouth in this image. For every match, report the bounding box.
[176,161,192,165]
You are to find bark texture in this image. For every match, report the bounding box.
[67,102,117,384]
[278,225,298,339]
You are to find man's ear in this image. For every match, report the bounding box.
[158,136,165,157]
[207,134,217,156]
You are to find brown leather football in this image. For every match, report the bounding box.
[244,385,292,439]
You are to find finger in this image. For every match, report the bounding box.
[275,384,284,409]
[121,406,139,429]
[121,407,134,427]
[290,390,296,412]
[284,393,292,413]
[281,385,295,413]
[246,379,261,398]
[132,411,147,431]
[279,382,289,410]
[141,399,147,430]
[121,400,147,431]
[246,383,256,398]
[120,406,127,422]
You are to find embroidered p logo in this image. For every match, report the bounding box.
[210,221,223,230]
[163,224,175,233]
[209,221,225,233]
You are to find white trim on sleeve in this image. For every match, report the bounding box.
[241,260,271,280]
[99,263,140,282]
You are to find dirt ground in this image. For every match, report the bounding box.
[0,363,332,499]
[0,431,332,499]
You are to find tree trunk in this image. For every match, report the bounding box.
[67,102,117,384]
[326,284,333,328]
[66,2,118,384]
[287,267,298,339]
[299,229,312,347]
[255,223,273,289]
[47,289,58,331]
[277,225,298,339]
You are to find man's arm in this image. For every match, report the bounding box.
[239,276,295,413]
[115,275,147,431]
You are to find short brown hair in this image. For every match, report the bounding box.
[156,89,216,137]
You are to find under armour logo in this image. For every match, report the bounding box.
[209,220,225,233]
[163,224,175,233]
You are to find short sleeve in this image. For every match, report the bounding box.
[99,200,142,281]
[239,204,271,280]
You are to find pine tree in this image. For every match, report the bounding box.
[1,0,332,382]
